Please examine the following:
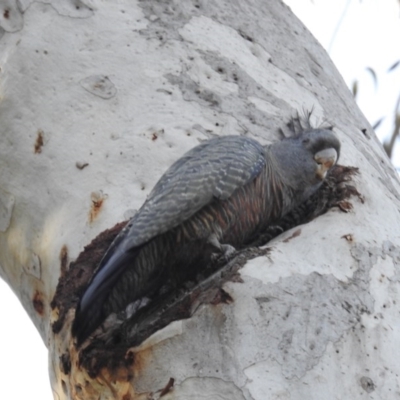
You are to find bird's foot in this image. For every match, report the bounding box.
[220,244,236,258]
[208,234,236,262]
[211,251,234,263]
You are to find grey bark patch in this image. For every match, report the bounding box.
[239,271,374,379]
[166,72,222,108]
[80,75,117,99]
[381,240,400,262]
[201,51,287,103]
[167,377,246,400]
[139,0,291,140]
[165,63,284,141]
[0,0,23,32]
[10,0,93,28]
[43,0,94,19]
[0,188,15,232]
[240,240,398,380]
[137,0,193,41]
[360,376,375,393]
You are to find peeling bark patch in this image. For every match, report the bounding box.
[137,0,191,42]
[166,73,221,108]
[360,376,375,393]
[89,191,107,223]
[248,270,374,379]
[24,252,42,279]
[60,353,71,375]
[80,75,117,99]
[361,128,370,139]
[76,162,89,170]
[60,245,69,277]
[46,0,94,18]
[210,288,233,305]
[150,129,164,141]
[179,15,324,119]
[238,29,254,42]
[165,55,287,140]
[282,228,301,243]
[337,200,353,212]
[34,130,44,153]
[68,360,135,400]
[33,290,44,316]
[0,0,23,32]
[341,234,354,243]
[244,240,398,380]
[159,377,175,397]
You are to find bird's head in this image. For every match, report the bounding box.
[269,127,341,202]
[297,128,341,181]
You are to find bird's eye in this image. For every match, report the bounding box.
[302,138,310,144]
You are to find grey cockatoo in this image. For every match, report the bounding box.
[72,119,340,346]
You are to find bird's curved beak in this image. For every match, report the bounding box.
[314,148,338,180]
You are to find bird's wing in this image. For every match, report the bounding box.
[73,136,266,344]
[122,135,266,249]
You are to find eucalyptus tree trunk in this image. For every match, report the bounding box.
[1,0,399,399]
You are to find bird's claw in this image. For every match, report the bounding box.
[221,244,236,258]
[211,244,236,263]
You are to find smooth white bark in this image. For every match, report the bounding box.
[1,0,399,399]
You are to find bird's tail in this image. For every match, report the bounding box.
[72,246,141,347]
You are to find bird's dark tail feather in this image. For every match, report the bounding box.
[72,246,142,347]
